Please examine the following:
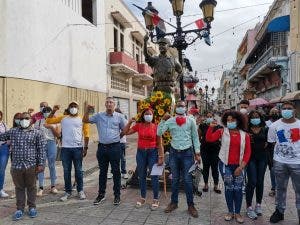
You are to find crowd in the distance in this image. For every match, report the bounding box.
[0,98,299,225]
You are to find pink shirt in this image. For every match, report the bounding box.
[31,112,44,124]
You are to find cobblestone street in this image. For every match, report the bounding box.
[0,136,298,225]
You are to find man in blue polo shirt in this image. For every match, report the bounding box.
[83,97,125,205]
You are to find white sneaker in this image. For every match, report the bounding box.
[107,173,113,179]
[122,174,129,179]
[36,189,43,197]
[0,190,9,198]
[60,192,71,202]
[78,191,86,200]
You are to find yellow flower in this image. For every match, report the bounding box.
[163,132,171,138]
[158,109,165,116]
[163,140,169,145]
[164,98,171,105]
[155,91,164,99]
[135,113,141,120]
[156,105,161,110]
[144,103,150,108]
[150,96,157,102]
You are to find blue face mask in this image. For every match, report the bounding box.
[206,118,213,124]
[281,109,293,119]
[144,115,153,122]
[250,118,261,126]
[175,107,186,115]
[227,121,237,129]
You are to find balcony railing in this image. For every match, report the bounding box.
[248,45,287,80]
[138,63,153,75]
[110,51,138,74]
[132,85,145,96]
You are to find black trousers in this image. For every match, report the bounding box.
[201,151,219,185]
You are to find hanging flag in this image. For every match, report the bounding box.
[195,19,207,29]
[152,14,166,39]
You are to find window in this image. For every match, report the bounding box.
[114,28,118,52]
[113,20,125,52]
[82,0,96,25]
[132,38,143,63]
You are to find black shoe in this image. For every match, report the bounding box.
[93,194,105,205]
[113,196,121,205]
[270,209,284,223]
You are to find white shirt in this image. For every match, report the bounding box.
[268,119,300,164]
[34,118,57,141]
[61,117,84,148]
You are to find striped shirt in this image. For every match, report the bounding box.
[0,127,46,169]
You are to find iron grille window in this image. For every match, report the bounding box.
[111,76,129,92]
[132,85,145,95]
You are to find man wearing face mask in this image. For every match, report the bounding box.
[239,100,250,115]
[0,112,46,221]
[268,101,300,224]
[46,101,90,202]
[157,100,201,218]
[30,102,48,124]
[34,107,61,196]
[82,97,125,206]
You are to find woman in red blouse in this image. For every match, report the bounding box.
[206,110,251,224]
[123,108,164,210]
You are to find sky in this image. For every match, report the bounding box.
[123,0,273,96]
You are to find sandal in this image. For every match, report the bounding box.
[135,198,146,208]
[150,199,159,211]
[224,213,234,221]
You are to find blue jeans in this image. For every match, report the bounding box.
[61,147,83,193]
[136,148,159,199]
[0,144,9,190]
[219,161,244,214]
[169,147,194,206]
[38,140,57,187]
[270,167,276,190]
[97,143,121,197]
[120,143,126,174]
[245,158,267,206]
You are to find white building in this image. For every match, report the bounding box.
[0,0,107,126]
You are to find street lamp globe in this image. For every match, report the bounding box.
[143,2,158,30]
[170,0,185,17]
[211,86,215,94]
[205,85,209,91]
[199,0,217,23]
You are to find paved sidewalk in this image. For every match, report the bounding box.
[0,135,299,225]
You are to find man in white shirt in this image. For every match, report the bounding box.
[268,101,300,224]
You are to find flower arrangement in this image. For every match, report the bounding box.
[136,91,174,146]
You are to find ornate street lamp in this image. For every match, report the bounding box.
[212,86,215,94]
[142,2,158,31]
[205,85,209,91]
[170,0,185,17]
[135,0,217,100]
[199,0,217,23]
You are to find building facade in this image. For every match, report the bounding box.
[105,0,158,119]
[0,0,107,130]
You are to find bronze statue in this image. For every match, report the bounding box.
[144,34,182,93]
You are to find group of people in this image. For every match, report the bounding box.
[0,97,299,225]
[195,99,300,224]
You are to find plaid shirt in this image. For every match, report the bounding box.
[0,127,46,169]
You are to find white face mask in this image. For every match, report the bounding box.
[240,108,248,115]
[69,107,78,115]
[144,115,153,122]
[20,119,30,129]
[43,112,50,118]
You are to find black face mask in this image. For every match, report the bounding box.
[271,114,279,120]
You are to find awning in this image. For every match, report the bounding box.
[281,90,300,101]
[249,98,268,106]
[111,11,133,28]
[131,31,144,44]
[269,96,283,104]
[267,15,290,33]
[186,94,198,101]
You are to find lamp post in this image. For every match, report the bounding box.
[137,0,217,100]
[204,85,215,111]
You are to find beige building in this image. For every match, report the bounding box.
[105,0,158,119]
